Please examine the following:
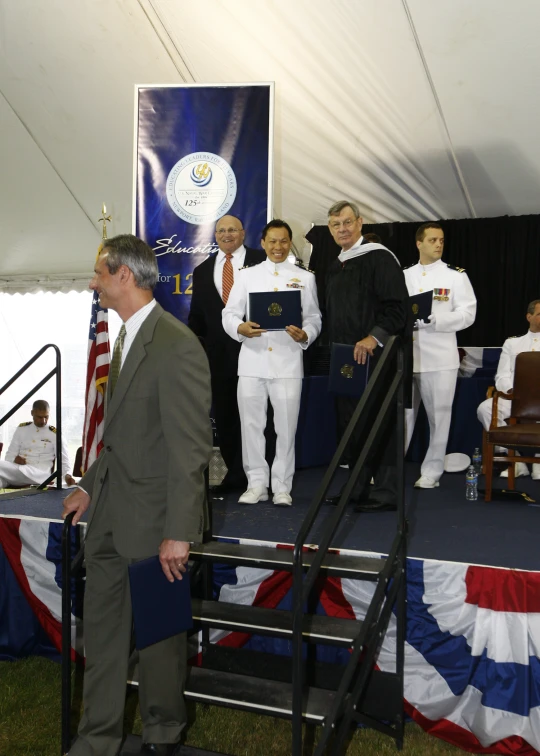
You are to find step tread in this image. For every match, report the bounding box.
[192,599,362,644]
[190,541,384,576]
[185,665,336,720]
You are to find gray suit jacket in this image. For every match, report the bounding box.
[80,303,212,558]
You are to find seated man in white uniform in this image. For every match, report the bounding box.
[222,219,322,506]
[404,222,477,489]
[477,299,540,480]
[0,399,74,489]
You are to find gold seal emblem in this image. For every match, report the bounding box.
[340,364,354,379]
[268,302,282,317]
[412,303,419,315]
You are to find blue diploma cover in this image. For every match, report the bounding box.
[128,555,193,650]
[409,290,433,322]
[248,290,302,331]
[328,343,370,397]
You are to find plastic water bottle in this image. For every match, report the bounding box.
[466,465,478,501]
[472,447,482,474]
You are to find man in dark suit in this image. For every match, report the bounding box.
[63,235,212,756]
[188,214,265,493]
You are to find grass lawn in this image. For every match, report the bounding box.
[0,657,466,756]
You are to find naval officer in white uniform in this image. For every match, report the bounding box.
[0,399,73,489]
[404,222,477,488]
[222,219,322,506]
[477,299,540,480]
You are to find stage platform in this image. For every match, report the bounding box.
[2,465,540,755]
[1,462,538,570]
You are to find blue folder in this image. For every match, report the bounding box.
[248,290,302,330]
[128,555,193,650]
[328,343,370,397]
[409,290,433,322]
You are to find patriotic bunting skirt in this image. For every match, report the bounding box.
[1,518,540,755]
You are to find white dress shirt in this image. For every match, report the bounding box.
[213,245,247,299]
[120,299,157,368]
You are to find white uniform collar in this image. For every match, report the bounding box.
[264,257,290,273]
[418,258,444,272]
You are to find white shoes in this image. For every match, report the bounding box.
[533,464,540,481]
[238,486,269,504]
[273,492,292,506]
[500,462,530,478]
[414,475,440,489]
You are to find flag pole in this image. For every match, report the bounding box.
[80,205,112,474]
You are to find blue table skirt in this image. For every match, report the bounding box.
[295,375,492,468]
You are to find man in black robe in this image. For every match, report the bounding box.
[324,200,410,512]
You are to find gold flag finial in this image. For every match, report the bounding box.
[98,204,112,240]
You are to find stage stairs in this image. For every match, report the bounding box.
[62,336,407,756]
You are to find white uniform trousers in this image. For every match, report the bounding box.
[0,461,50,488]
[477,396,512,432]
[237,377,302,494]
[405,369,458,482]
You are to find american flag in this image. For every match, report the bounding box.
[81,291,110,473]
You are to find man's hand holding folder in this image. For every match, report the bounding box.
[237,320,267,338]
[159,538,190,582]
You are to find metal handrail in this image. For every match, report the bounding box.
[0,344,63,488]
[61,512,75,756]
[290,335,405,755]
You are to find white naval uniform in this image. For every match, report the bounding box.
[404,259,477,481]
[477,331,540,431]
[0,422,72,488]
[222,258,322,494]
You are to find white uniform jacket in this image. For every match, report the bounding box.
[222,259,322,379]
[5,422,72,474]
[495,331,540,393]
[404,259,476,372]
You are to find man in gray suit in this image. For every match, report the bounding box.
[63,235,212,756]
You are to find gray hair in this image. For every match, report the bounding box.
[527,299,540,315]
[328,200,361,219]
[101,234,159,290]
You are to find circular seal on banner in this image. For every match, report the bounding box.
[166,152,237,225]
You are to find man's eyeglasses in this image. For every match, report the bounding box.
[216,228,243,235]
[329,218,357,230]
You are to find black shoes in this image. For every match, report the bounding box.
[140,743,181,755]
[353,499,397,513]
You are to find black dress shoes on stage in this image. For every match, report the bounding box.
[353,499,397,513]
[140,742,181,755]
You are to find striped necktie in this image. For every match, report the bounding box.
[222,253,234,304]
[110,324,126,395]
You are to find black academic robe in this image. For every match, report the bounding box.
[325,243,412,503]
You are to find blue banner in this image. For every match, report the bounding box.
[134,85,273,323]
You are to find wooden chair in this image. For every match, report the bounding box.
[484,352,540,502]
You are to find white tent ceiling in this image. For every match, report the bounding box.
[1,0,540,291]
